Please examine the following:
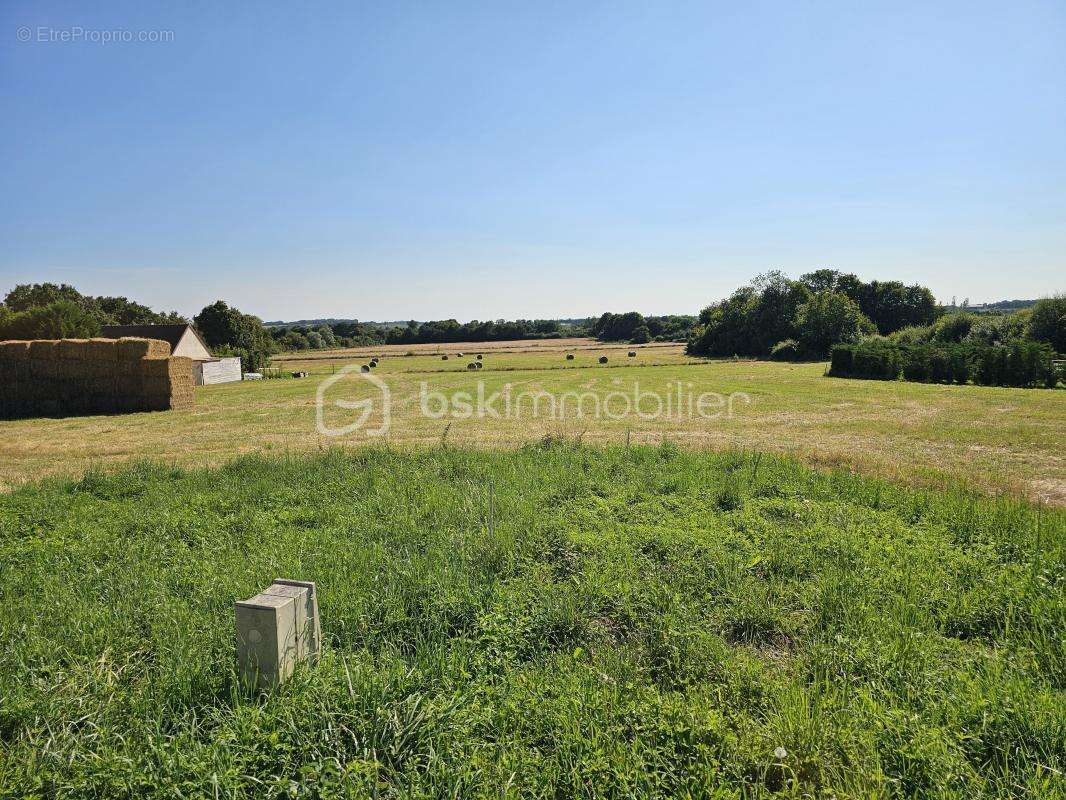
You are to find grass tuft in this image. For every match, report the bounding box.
[0,445,1062,797]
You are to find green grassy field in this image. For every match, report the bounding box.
[1,446,1062,798]
[1,343,1063,503]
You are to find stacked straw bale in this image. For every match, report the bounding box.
[0,337,195,419]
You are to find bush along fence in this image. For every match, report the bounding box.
[829,339,1061,388]
[0,337,196,419]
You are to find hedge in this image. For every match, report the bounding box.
[830,340,1058,388]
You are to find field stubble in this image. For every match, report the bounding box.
[0,342,1062,504]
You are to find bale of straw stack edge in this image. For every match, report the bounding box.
[0,337,195,419]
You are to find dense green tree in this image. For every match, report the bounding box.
[0,300,101,339]
[3,283,89,313]
[799,268,846,294]
[799,272,936,334]
[276,330,311,350]
[748,271,812,354]
[3,282,183,327]
[688,274,810,357]
[889,325,933,345]
[96,296,185,325]
[193,300,274,371]
[858,281,937,334]
[930,312,977,343]
[689,286,760,357]
[795,291,876,357]
[193,301,247,348]
[965,312,1028,347]
[1027,295,1066,353]
[591,311,646,341]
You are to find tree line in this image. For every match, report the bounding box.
[825,293,1065,387]
[0,283,184,341]
[685,270,940,359]
[589,312,697,344]
[4,279,1060,375]
[685,270,1063,363]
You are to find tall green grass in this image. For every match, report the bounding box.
[1,445,1062,798]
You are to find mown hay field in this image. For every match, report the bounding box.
[0,343,1062,503]
[0,446,1062,798]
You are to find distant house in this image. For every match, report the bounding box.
[99,324,242,385]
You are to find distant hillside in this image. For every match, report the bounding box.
[265,317,594,329]
[975,300,1038,311]
[263,318,412,329]
[947,300,1039,313]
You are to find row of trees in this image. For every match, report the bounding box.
[687,271,1064,363]
[590,312,696,344]
[266,318,579,350]
[0,283,185,341]
[381,318,572,344]
[686,271,914,359]
[0,287,274,373]
[830,339,1060,388]
[886,297,1065,355]
[6,279,1059,374]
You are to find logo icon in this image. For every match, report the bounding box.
[315,365,390,437]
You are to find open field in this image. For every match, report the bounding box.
[1,447,1062,797]
[270,336,648,360]
[1,342,1063,503]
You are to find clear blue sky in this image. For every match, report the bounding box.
[2,1,1063,321]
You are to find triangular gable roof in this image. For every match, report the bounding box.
[99,324,211,353]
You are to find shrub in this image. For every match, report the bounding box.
[927,346,952,383]
[1027,295,1066,354]
[829,345,854,376]
[901,346,929,382]
[966,314,1027,347]
[630,325,651,344]
[931,313,976,344]
[834,339,1056,388]
[946,345,971,384]
[769,339,801,361]
[851,340,901,380]
[891,325,933,346]
[795,291,876,357]
[0,300,101,340]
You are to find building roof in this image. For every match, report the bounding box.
[99,324,211,353]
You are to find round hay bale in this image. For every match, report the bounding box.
[628,351,636,357]
[368,360,376,368]
[476,354,483,360]
[457,352,464,357]
[467,362,477,370]
[360,364,370,373]
[475,362,483,369]
[566,354,574,360]
[599,356,608,364]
